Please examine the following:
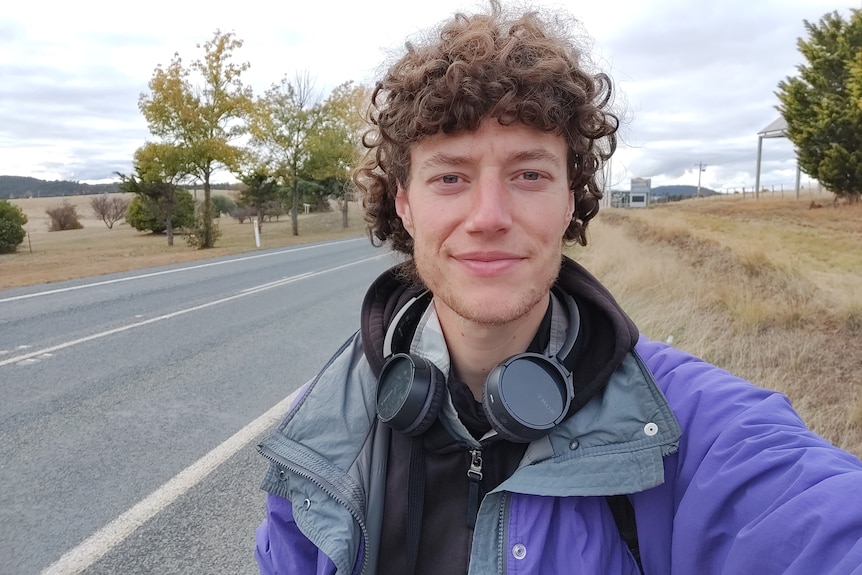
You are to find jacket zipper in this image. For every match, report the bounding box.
[468,448,484,480]
[466,448,484,529]
[258,443,371,575]
[498,491,510,574]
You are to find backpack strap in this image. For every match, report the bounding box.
[606,495,643,574]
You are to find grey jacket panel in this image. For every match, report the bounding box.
[260,334,386,574]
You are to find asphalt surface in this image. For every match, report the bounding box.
[0,238,396,575]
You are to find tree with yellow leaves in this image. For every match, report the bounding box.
[139,30,253,247]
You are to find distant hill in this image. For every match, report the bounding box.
[1,176,723,203]
[0,176,119,199]
[650,184,719,200]
[0,176,244,200]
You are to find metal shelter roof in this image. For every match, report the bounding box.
[758,117,788,138]
[755,115,801,198]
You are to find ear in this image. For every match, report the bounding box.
[566,189,575,228]
[395,185,415,236]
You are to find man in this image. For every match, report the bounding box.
[255,2,862,573]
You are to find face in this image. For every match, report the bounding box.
[395,119,574,327]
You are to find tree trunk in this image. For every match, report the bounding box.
[165,189,174,246]
[342,194,348,228]
[166,208,174,246]
[291,182,299,236]
[203,173,213,248]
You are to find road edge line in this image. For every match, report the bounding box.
[40,388,301,575]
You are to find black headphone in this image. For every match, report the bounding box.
[376,286,582,443]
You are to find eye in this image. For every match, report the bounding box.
[521,172,541,181]
[441,174,460,184]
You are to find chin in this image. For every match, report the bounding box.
[441,288,545,327]
[417,259,556,325]
[465,307,528,327]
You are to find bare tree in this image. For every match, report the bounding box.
[90,195,130,229]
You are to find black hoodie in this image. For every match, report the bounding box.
[360,256,639,574]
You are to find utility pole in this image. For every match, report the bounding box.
[605,155,613,207]
[695,162,707,198]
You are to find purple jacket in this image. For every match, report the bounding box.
[255,332,862,574]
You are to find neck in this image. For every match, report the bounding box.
[434,294,550,401]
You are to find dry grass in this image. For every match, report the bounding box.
[1,193,367,289]
[4,192,861,457]
[571,194,862,457]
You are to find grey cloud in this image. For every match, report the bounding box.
[0,57,148,179]
[0,0,843,190]
[595,0,838,189]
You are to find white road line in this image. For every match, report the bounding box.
[39,386,304,575]
[0,237,363,304]
[0,254,386,368]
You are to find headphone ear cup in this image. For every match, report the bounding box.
[407,365,446,436]
[482,398,537,443]
[377,353,447,437]
[482,354,573,443]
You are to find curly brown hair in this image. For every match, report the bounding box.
[353,0,618,258]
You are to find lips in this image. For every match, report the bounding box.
[454,252,524,276]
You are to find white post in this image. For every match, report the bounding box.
[253,217,261,248]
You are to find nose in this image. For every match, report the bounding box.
[465,173,512,233]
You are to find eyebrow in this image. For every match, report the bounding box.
[507,149,563,167]
[420,153,471,169]
[419,148,563,170]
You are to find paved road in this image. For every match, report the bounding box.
[0,238,396,574]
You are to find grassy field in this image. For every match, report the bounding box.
[571,193,862,458]
[3,191,861,457]
[1,193,368,289]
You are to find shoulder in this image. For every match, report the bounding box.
[634,334,862,501]
[634,335,862,469]
[634,335,806,434]
[259,331,378,495]
[274,332,376,442]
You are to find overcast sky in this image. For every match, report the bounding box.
[1,0,853,191]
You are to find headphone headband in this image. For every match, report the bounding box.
[383,290,433,357]
[385,286,580,369]
[377,284,583,442]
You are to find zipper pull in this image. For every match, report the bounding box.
[467,449,483,481]
[466,449,483,530]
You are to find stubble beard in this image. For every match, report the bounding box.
[413,253,558,327]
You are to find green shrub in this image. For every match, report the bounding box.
[0,200,28,226]
[126,190,195,233]
[184,213,221,249]
[211,194,236,217]
[0,200,28,253]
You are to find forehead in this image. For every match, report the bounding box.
[411,121,568,165]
